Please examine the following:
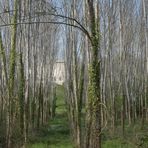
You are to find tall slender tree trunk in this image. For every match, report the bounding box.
[7,0,18,147]
[18,52,25,145]
[86,0,101,148]
[142,0,148,122]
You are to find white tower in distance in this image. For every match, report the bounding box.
[53,61,65,85]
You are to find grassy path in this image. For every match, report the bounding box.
[28,85,73,148]
[27,113,73,148]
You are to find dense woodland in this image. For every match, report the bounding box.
[0,0,148,148]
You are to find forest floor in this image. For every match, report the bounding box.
[27,85,73,148]
[27,113,73,148]
[27,85,148,148]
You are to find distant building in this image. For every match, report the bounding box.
[53,61,65,85]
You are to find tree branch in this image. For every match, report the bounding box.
[0,21,92,43]
[36,12,90,40]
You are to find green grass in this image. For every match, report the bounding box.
[27,85,73,148]
[103,139,134,148]
[27,113,73,148]
[27,85,148,148]
[55,85,67,114]
[102,122,148,148]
